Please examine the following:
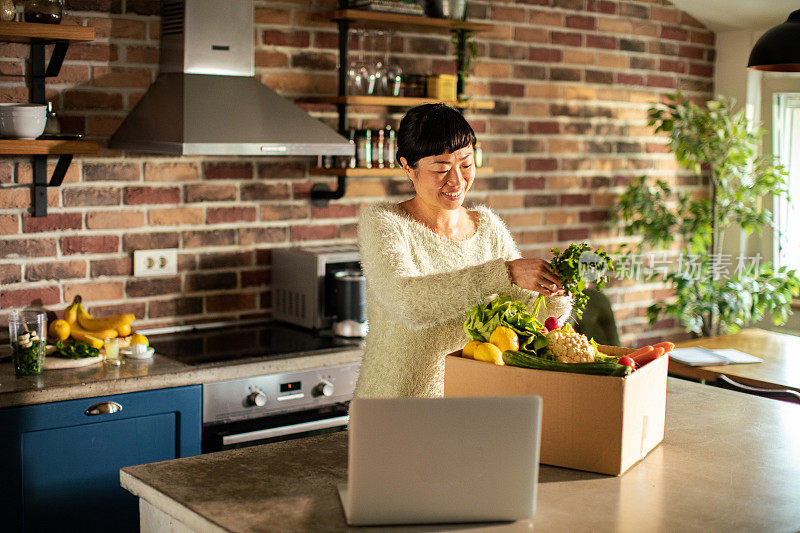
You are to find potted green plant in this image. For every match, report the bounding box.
[613,93,800,337]
[451,28,477,97]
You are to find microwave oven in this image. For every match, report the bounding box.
[272,246,361,331]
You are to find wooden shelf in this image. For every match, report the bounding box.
[298,95,495,110]
[0,21,94,43]
[310,166,493,177]
[0,139,98,155]
[329,10,497,32]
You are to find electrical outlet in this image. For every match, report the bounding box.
[133,249,178,277]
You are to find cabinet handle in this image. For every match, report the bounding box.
[84,401,123,416]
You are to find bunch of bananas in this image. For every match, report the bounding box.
[57,296,136,350]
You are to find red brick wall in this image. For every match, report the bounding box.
[0,0,714,347]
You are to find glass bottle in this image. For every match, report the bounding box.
[374,128,385,169]
[44,101,60,135]
[24,0,63,24]
[385,126,396,168]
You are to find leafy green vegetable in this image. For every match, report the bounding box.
[534,243,614,321]
[464,297,549,355]
[55,339,100,359]
[589,337,619,363]
[13,339,44,376]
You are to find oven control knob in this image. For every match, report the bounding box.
[314,380,334,397]
[247,391,267,407]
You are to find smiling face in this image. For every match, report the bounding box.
[402,145,476,211]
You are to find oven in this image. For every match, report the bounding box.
[201,363,358,452]
[145,321,361,453]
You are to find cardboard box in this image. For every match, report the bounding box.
[444,346,668,476]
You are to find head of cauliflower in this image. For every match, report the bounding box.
[546,329,595,363]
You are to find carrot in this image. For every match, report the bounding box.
[634,347,666,367]
[652,341,675,353]
[626,345,653,359]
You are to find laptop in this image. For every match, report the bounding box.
[338,396,542,526]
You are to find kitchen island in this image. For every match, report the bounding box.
[121,378,800,532]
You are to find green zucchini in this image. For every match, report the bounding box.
[502,350,632,377]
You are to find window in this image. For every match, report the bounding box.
[773,93,800,270]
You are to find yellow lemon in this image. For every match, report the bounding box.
[48,319,70,341]
[489,326,519,353]
[116,323,132,337]
[130,333,148,346]
[473,342,505,365]
[462,340,481,359]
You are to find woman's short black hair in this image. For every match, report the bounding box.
[395,103,476,168]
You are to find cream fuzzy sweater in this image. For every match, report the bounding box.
[354,202,573,398]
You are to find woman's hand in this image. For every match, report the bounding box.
[505,259,565,296]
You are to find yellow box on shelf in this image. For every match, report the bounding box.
[426,74,457,101]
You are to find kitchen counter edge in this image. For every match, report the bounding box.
[0,348,364,409]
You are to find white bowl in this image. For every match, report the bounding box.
[121,346,155,359]
[0,103,47,114]
[0,109,46,139]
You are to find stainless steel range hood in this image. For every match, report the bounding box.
[109,0,353,157]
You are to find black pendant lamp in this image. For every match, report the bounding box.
[748,10,800,71]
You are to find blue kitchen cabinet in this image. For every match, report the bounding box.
[0,385,201,532]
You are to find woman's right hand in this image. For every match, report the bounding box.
[505,258,565,296]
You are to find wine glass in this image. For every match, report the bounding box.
[367,30,387,96]
[383,31,403,97]
[347,29,369,95]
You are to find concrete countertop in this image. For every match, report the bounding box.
[120,378,800,532]
[0,347,364,409]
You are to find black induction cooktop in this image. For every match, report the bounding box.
[149,321,361,367]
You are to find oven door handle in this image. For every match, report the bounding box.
[221,415,350,446]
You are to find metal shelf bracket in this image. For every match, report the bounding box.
[28,39,74,216]
[33,153,72,217]
[30,40,70,103]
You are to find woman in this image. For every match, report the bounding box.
[355,103,572,398]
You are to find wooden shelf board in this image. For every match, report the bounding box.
[329,10,496,32]
[310,166,493,177]
[0,139,98,155]
[298,95,494,110]
[0,21,94,43]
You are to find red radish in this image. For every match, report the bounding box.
[544,316,560,332]
[617,356,636,369]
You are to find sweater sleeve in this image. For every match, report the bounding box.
[358,207,515,330]
[486,208,574,322]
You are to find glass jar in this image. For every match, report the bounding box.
[356,129,372,169]
[8,310,46,376]
[0,0,15,21]
[23,0,63,24]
